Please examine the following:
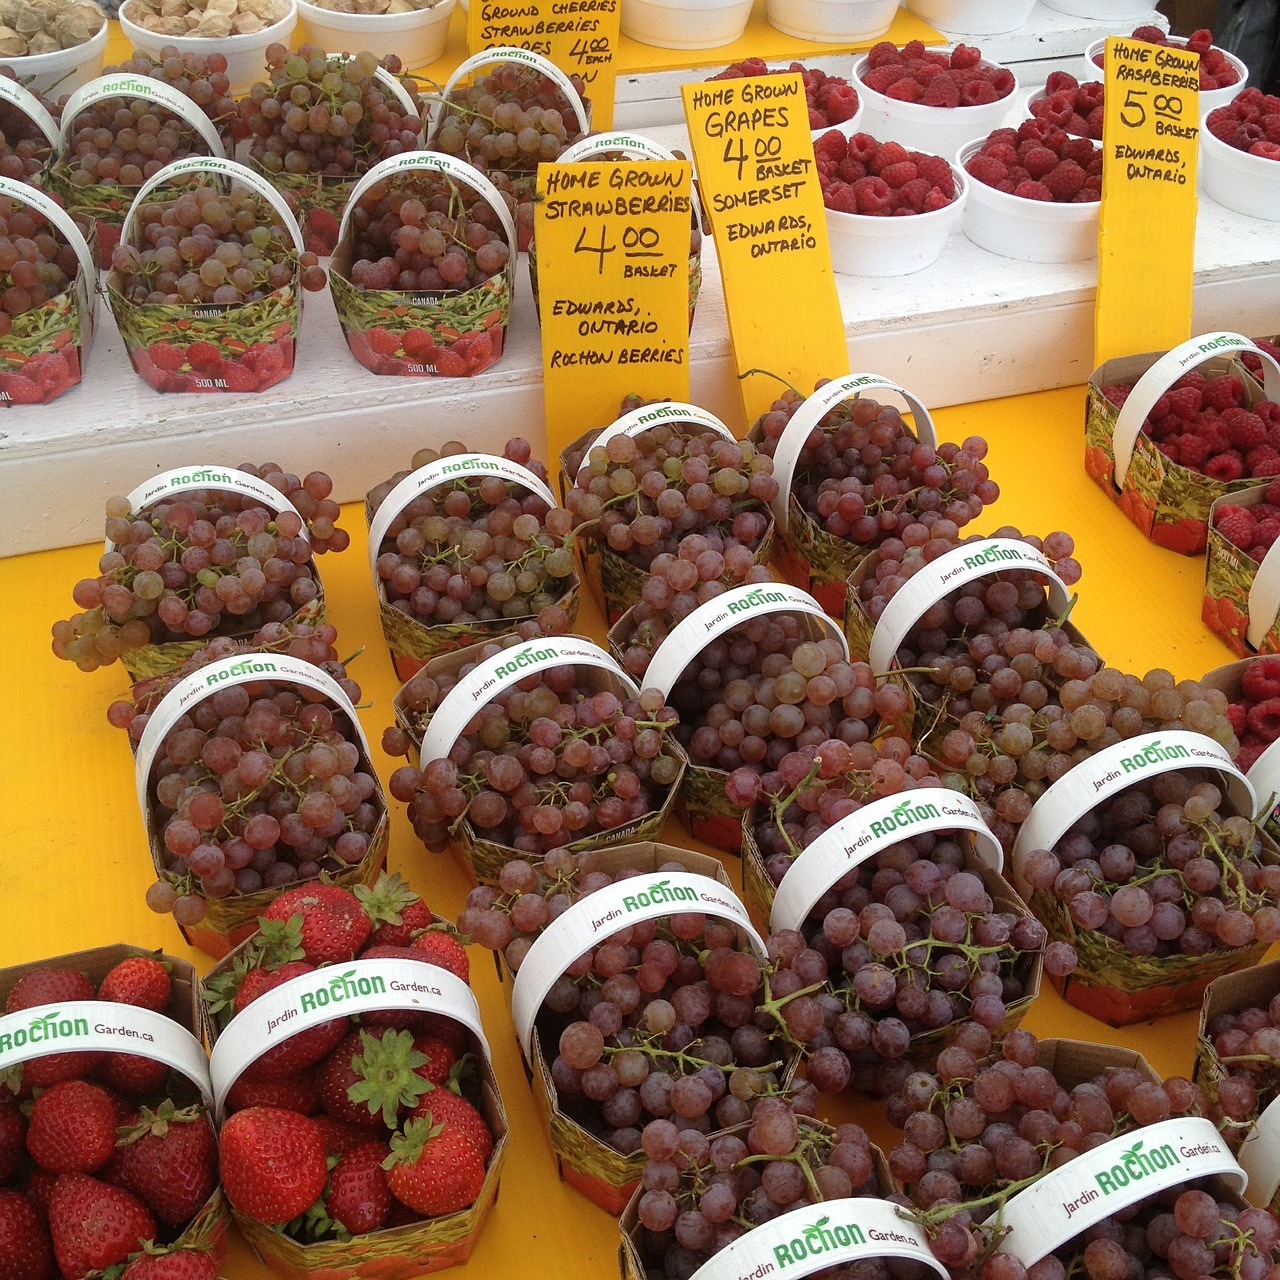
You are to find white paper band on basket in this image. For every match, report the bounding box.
[367,453,557,577]
[688,1196,948,1280]
[116,465,307,555]
[510,871,766,1057]
[1109,332,1280,487]
[134,653,371,815]
[768,374,938,531]
[208,959,488,1120]
[770,790,1002,933]
[868,539,1071,674]
[1009,731,1255,896]
[643,583,847,699]
[559,132,678,163]
[120,156,305,256]
[418,635,637,768]
[438,47,590,136]
[1238,1094,1280,1208]
[997,1117,1244,1266]
[0,78,59,150]
[335,150,517,267]
[0,176,96,286]
[574,402,734,486]
[60,74,225,159]
[0,1000,213,1104]
[1246,735,1280,826]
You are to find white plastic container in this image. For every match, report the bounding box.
[826,162,967,277]
[620,0,753,49]
[296,0,455,67]
[904,0,1036,37]
[764,0,897,44]
[0,22,108,98]
[1082,38,1248,118]
[1042,0,1150,15]
[958,139,1099,264]
[854,54,1017,156]
[1201,127,1280,223]
[119,0,299,96]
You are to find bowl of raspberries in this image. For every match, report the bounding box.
[1084,26,1247,117]
[904,0,1036,37]
[960,121,1102,264]
[1202,89,1280,223]
[815,132,966,276]
[854,40,1017,158]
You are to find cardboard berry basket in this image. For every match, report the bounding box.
[1192,960,1280,1214]
[0,175,96,406]
[107,156,309,395]
[50,73,228,269]
[106,465,327,681]
[1200,656,1280,841]
[746,372,938,615]
[505,843,773,1213]
[843,536,1092,742]
[0,943,230,1266]
[1203,484,1280,658]
[393,635,686,885]
[204,951,507,1278]
[560,400,775,625]
[426,47,591,255]
[1084,331,1280,555]
[260,64,424,257]
[527,131,702,329]
[330,151,516,380]
[365,451,581,683]
[739,795,1041,1056]
[135,652,389,958]
[1010,730,1273,1025]
[608,582,847,853]
[618,1121,927,1280]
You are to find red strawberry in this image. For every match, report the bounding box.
[382,1116,485,1217]
[22,1168,57,1221]
[225,1068,321,1116]
[318,1028,439,1129]
[310,1115,376,1157]
[0,1188,53,1280]
[26,1081,116,1175]
[410,931,470,983]
[218,1107,329,1225]
[414,1038,456,1087]
[113,1103,218,1227]
[0,1099,26,1182]
[261,884,371,965]
[323,1140,391,1235]
[5,969,103,1087]
[97,1051,170,1098]
[411,1087,493,1163]
[121,1248,218,1280]
[98,957,171,1012]
[48,1175,156,1278]
[316,1031,389,1129]
[356,872,436,949]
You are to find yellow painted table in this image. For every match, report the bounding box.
[0,384,1266,1277]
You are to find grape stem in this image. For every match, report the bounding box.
[737,367,800,397]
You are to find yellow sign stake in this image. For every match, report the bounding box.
[1095,36,1200,366]
[535,159,693,461]
[468,0,621,129]
[681,73,849,422]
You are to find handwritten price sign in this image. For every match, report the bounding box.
[1094,37,1200,366]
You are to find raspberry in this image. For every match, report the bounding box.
[825,182,857,214]
[1034,96,1075,128]
[1253,458,1280,479]
[1215,505,1256,548]
[1203,375,1245,411]
[1225,406,1268,449]
[1267,479,1280,504]
[1249,141,1280,161]
[870,141,910,173]
[1012,180,1053,201]
[1019,146,1058,180]
[1243,656,1280,701]
[853,176,892,214]
[1045,71,1080,94]
[220,362,259,393]
[1042,160,1086,200]
[1132,25,1167,43]
[886,79,922,103]
[1101,383,1131,410]
[961,81,999,106]
[1257,518,1280,547]
[902,40,926,59]
[1062,138,1097,166]
[879,161,918,190]
[184,340,221,370]
[815,130,846,162]
[1166,386,1202,419]
[1248,697,1280,740]
[1205,452,1245,481]
[951,43,982,70]
[1172,434,1210,469]
[1158,440,1183,465]
[1247,446,1280,472]
[863,65,901,94]
[897,178,933,212]
[848,133,878,164]
[1185,27,1213,54]
[922,189,952,212]
[916,154,953,192]
[837,156,867,183]
[866,41,902,69]
[991,69,1016,97]
[922,79,960,108]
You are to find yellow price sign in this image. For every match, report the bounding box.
[535,159,693,459]
[681,73,849,422]
[1095,36,1200,366]
[467,0,620,129]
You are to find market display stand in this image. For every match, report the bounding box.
[4,383,1267,1279]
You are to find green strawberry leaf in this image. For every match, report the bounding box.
[354,871,417,928]
[348,1028,434,1128]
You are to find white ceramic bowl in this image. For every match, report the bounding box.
[1201,126,1280,222]
[621,0,752,49]
[119,0,298,96]
[296,0,454,67]
[1082,37,1248,118]
[854,54,1017,157]
[958,138,1099,263]
[0,23,108,99]
[826,162,967,276]
[764,0,896,44]
[1042,0,1150,15]
[904,0,1036,37]
[812,96,864,143]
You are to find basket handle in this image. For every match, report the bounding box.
[0,175,95,285]
[435,46,589,136]
[0,76,58,149]
[59,73,226,159]
[559,131,677,163]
